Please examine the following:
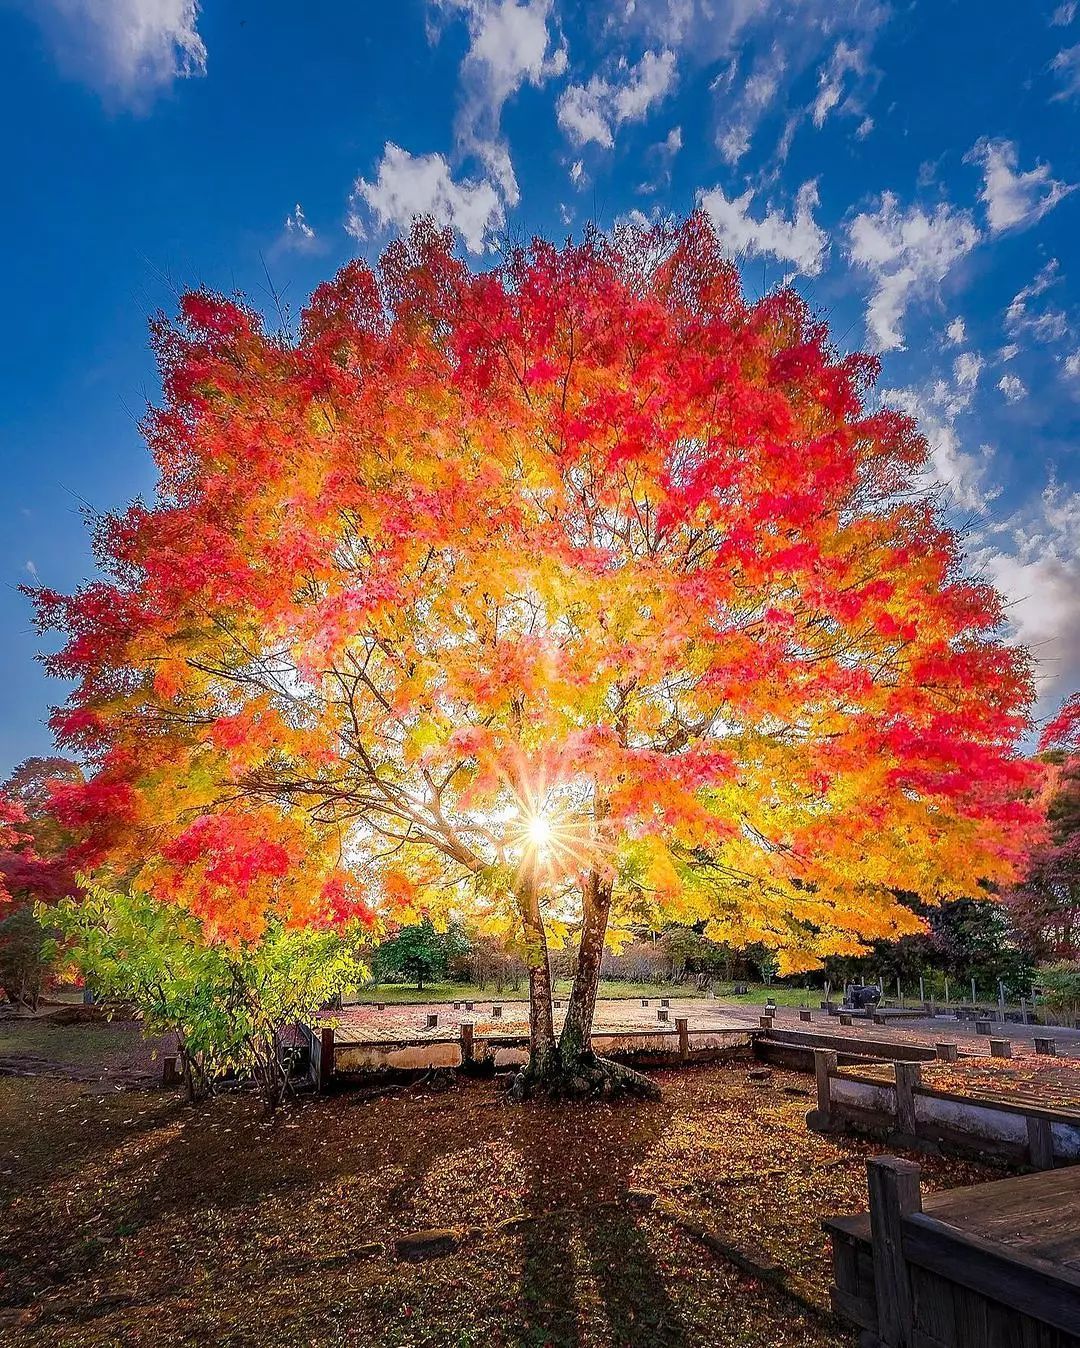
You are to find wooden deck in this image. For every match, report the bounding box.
[826,1160,1080,1345]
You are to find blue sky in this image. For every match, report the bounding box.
[2,0,1079,775]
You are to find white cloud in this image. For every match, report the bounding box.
[967,138,1075,233]
[811,38,869,127]
[569,159,584,185]
[1051,44,1080,99]
[973,480,1080,713]
[998,373,1028,402]
[847,193,980,352]
[1005,260,1069,342]
[1000,342,1020,361]
[697,179,828,276]
[1064,349,1080,379]
[24,561,39,581]
[281,203,318,253]
[953,352,984,388]
[882,381,994,514]
[347,144,504,255]
[660,125,682,156]
[557,49,678,149]
[717,122,753,165]
[430,0,566,206]
[855,115,874,139]
[623,2,888,168]
[32,0,205,102]
[943,317,966,346]
[1052,2,1077,24]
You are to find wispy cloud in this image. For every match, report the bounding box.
[967,138,1075,233]
[31,0,206,105]
[429,0,566,207]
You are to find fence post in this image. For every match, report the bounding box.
[319,1026,335,1091]
[460,1021,474,1067]
[1026,1116,1054,1170]
[675,1015,689,1061]
[894,1062,921,1137]
[867,1156,922,1348]
[814,1048,837,1126]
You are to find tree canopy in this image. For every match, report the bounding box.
[29,215,1038,1080]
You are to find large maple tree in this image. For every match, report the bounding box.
[31,215,1037,1094]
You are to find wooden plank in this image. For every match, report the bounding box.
[902,1212,1080,1337]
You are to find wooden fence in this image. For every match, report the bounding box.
[808,1049,1080,1168]
[826,1157,1080,1347]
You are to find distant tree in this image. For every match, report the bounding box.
[1007,749,1080,961]
[824,894,1031,996]
[0,758,82,1008]
[374,920,459,990]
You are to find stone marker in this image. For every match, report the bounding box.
[661,997,670,1007]
[976,1019,992,1035]
[990,1038,1011,1058]
[935,1042,959,1061]
[426,1013,439,1029]
[800,1010,812,1023]
[839,1013,853,1026]
[492,1004,502,1018]
[1034,1036,1057,1056]
[657,1008,669,1022]
[395,1229,459,1262]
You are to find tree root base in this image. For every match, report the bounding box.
[508,1053,661,1103]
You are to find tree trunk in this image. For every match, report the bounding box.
[511,869,659,1102]
[521,871,556,1060]
[559,870,611,1065]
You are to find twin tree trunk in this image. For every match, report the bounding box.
[512,869,658,1100]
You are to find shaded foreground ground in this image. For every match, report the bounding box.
[0,1020,1000,1348]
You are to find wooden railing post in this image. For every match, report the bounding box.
[460,1021,474,1067]
[814,1048,838,1127]
[319,1027,335,1091]
[675,1016,689,1061]
[894,1062,921,1137]
[1027,1116,1054,1170]
[866,1156,922,1348]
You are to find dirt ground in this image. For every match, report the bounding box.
[0,1018,1002,1348]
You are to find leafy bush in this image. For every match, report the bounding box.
[47,882,367,1107]
[1035,961,1080,1013]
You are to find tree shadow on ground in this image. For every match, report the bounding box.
[516,1095,688,1348]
